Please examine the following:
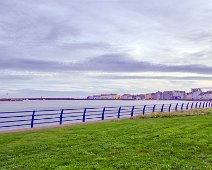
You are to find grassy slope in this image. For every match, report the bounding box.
[0,110,211,170]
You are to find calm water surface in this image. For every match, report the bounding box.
[0,100,201,132]
[0,100,191,112]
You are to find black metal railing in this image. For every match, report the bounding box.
[0,101,211,131]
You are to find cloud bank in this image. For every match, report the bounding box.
[1,54,212,74]
[0,0,212,97]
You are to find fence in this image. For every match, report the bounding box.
[0,101,211,131]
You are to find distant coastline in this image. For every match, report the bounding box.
[0,98,210,102]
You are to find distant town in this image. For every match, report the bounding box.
[87,88,212,100]
[0,88,211,101]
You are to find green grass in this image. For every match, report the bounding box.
[0,109,212,170]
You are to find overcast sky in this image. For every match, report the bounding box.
[0,0,212,98]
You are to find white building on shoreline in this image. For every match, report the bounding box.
[191,88,202,100]
[87,88,211,100]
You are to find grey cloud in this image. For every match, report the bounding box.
[73,54,212,74]
[95,75,212,81]
[0,1,81,45]
[57,42,114,50]
[0,75,34,81]
[0,57,63,71]
[1,0,212,97]
[188,50,212,60]
[180,31,212,43]
[1,54,212,75]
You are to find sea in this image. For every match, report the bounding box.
[0,99,190,112]
[0,100,200,132]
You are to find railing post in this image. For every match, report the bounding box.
[186,103,189,110]
[82,108,86,122]
[131,106,135,117]
[142,105,146,115]
[203,102,205,108]
[181,103,184,110]
[102,107,105,120]
[31,110,35,128]
[191,103,194,109]
[199,102,201,108]
[161,104,164,112]
[117,107,121,118]
[175,103,178,111]
[205,102,208,108]
[195,102,198,108]
[152,105,156,113]
[60,109,64,125]
[168,104,172,112]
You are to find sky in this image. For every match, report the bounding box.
[0,0,212,98]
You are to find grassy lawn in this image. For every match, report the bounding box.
[0,110,211,170]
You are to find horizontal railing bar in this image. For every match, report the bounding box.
[63,119,83,122]
[145,106,156,108]
[85,110,102,113]
[145,108,155,110]
[35,109,61,112]
[66,107,103,110]
[0,123,30,128]
[34,117,60,121]
[85,117,102,120]
[0,108,82,114]
[83,107,103,110]
[133,108,143,111]
[63,112,82,115]
[63,115,82,119]
[34,113,60,117]
[120,105,136,108]
[103,109,118,112]
[104,115,117,118]
[119,108,132,111]
[120,113,131,116]
[0,119,31,124]
[105,112,117,115]
[0,115,31,119]
[63,111,84,114]
[0,110,32,114]
[34,120,59,125]
[63,108,85,111]
[85,113,102,117]
[104,111,118,114]
[120,110,131,114]
[120,115,131,117]
[103,106,120,109]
